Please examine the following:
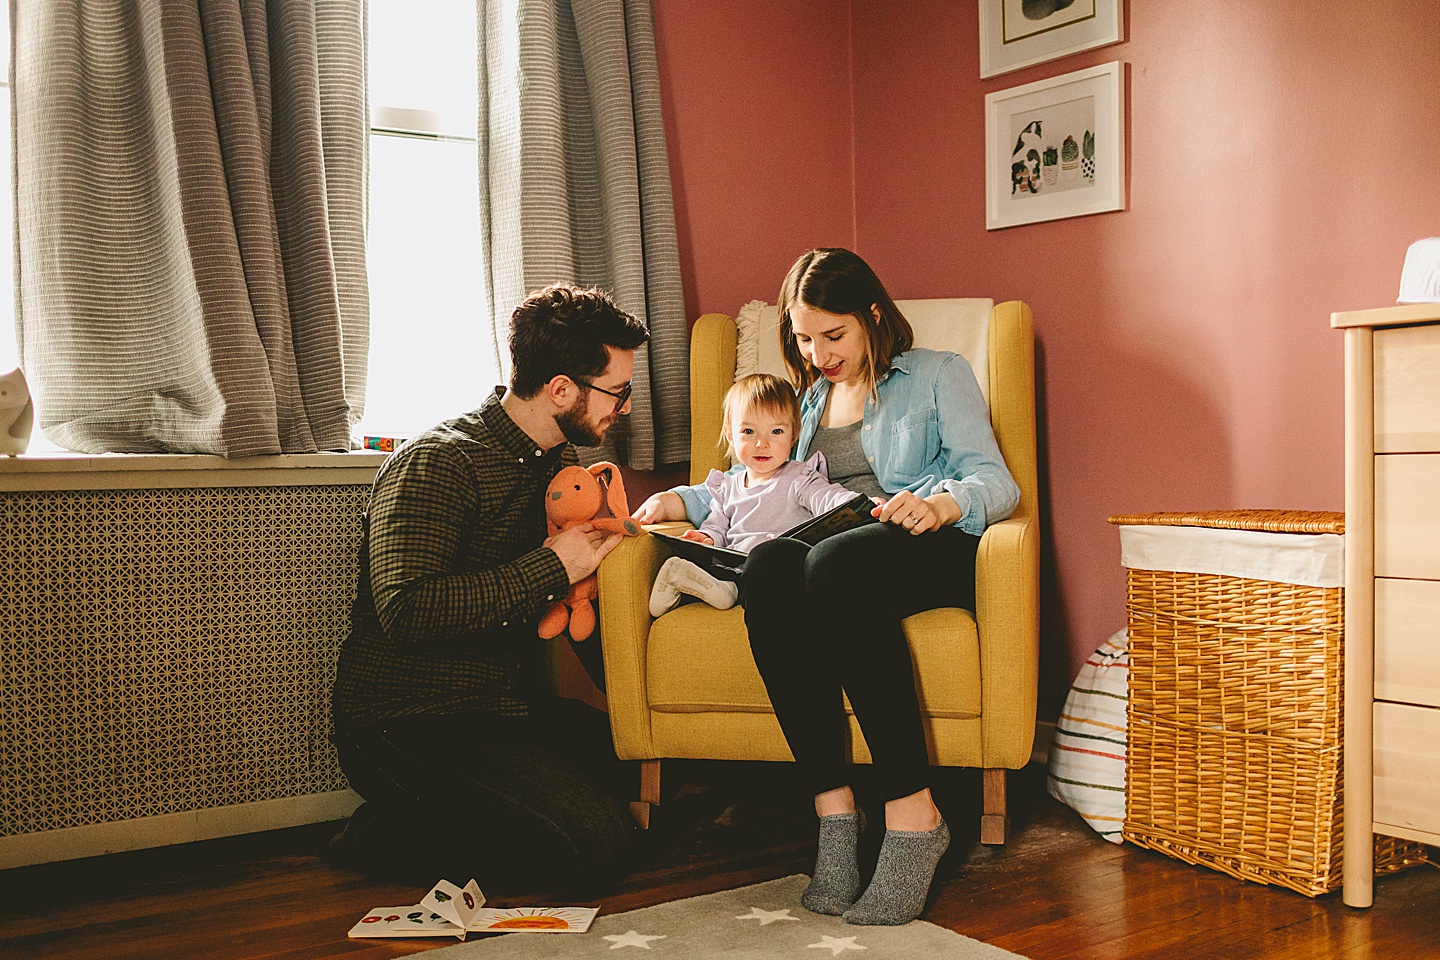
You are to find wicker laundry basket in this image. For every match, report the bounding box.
[1108,509,1426,897]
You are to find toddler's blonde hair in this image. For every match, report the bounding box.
[719,374,801,461]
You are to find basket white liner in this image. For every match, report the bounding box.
[1118,524,1344,589]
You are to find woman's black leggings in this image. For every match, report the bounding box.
[741,522,980,802]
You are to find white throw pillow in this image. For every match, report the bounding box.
[732,300,769,382]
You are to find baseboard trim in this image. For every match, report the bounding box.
[0,790,363,870]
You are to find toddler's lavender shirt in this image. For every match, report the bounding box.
[698,452,857,553]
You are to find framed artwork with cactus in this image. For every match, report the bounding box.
[985,61,1125,230]
[978,0,1124,79]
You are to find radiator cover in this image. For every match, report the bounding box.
[0,481,369,860]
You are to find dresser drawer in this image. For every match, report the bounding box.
[1375,322,1440,453]
[1376,578,1440,708]
[1373,702,1440,838]
[1375,454,1440,580]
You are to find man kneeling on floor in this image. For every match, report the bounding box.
[329,284,649,893]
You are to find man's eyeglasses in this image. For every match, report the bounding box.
[571,377,632,406]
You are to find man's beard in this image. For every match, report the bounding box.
[555,394,611,448]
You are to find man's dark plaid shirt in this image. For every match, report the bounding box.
[333,389,576,734]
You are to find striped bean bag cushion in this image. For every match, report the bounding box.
[1046,629,1128,843]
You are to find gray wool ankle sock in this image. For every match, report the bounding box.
[801,810,866,916]
[842,817,949,926]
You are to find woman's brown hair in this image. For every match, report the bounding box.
[776,248,914,394]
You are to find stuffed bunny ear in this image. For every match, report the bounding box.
[587,460,631,520]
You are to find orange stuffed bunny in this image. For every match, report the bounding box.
[538,461,641,641]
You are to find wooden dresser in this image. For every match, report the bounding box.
[1333,304,1440,907]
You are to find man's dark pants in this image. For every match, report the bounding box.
[333,657,630,894]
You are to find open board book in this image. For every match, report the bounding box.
[650,491,878,575]
[349,878,599,939]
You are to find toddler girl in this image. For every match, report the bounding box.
[648,373,858,617]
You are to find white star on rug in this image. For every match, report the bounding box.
[734,906,800,925]
[807,934,868,955]
[603,930,667,949]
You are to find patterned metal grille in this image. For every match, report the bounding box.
[0,484,369,837]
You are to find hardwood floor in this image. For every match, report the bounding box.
[2,763,1436,959]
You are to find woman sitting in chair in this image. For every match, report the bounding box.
[632,247,1019,925]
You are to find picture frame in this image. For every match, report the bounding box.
[985,61,1125,230]
[978,0,1124,79]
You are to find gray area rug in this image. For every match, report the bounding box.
[425,874,1025,959]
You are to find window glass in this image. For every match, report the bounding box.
[368,1,477,139]
[361,134,490,439]
[359,0,492,442]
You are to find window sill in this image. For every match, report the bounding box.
[0,451,389,491]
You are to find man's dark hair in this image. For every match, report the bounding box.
[508,284,649,399]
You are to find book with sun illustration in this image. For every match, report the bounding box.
[651,491,878,576]
[348,878,600,940]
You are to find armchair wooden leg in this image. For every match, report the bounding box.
[980,768,1008,845]
[629,759,661,830]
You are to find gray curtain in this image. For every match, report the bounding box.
[11,0,369,455]
[477,0,688,470]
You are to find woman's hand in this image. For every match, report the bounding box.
[632,490,686,524]
[679,530,715,545]
[875,490,961,535]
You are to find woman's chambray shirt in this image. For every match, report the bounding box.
[676,348,1019,537]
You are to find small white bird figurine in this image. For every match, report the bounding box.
[0,367,35,455]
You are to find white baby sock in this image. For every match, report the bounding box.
[648,556,740,618]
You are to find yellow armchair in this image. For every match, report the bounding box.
[598,299,1039,842]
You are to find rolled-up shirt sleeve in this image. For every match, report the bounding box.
[928,355,1019,535]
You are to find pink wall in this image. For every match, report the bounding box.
[650,0,857,320]
[632,0,860,505]
[648,1,1440,707]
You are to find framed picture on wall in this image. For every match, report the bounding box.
[978,0,1124,79]
[985,61,1125,230]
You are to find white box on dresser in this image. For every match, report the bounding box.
[1333,303,1440,908]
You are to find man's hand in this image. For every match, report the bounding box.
[545,523,624,584]
[632,490,686,524]
[680,530,715,545]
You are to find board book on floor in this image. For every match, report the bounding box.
[349,879,599,940]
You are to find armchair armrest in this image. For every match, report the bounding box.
[974,513,1040,768]
[596,523,691,759]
